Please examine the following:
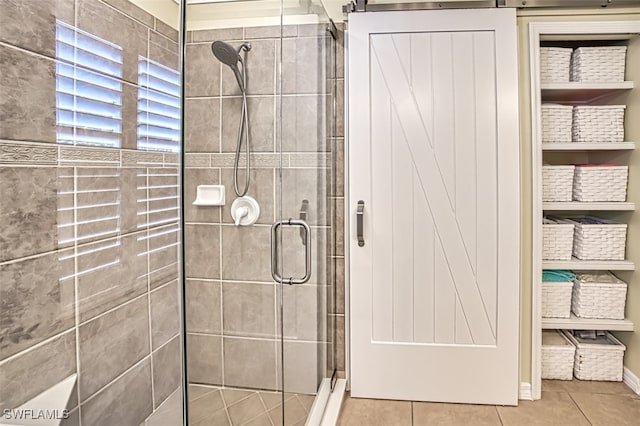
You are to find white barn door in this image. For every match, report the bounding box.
[348,8,520,405]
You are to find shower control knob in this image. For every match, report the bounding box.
[231,196,260,226]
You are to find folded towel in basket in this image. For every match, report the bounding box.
[542,270,576,282]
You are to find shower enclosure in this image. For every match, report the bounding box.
[0,0,338,425]
[182,0,339,424]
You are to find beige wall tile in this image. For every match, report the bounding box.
[81,358,153,426]
[221,96,275,153]
[187,334,222,385]
[78,295,150,400]
[0,167,57,262]
[223,337,276,390]
[221,225,271,282]
[0,252,75,359]
[185,224,221,279]
[223,281,276,338]
[152,336,181,409]
[185,98,221,153]
[0,330,76,412]
[150,281,180,350]
[222,39,275,96]
[0,46,56,143]
[186,279,221,334]
[185,43,220,97]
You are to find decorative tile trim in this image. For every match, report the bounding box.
[59,146,120,166]
[184,153,211,168]
[164,153,180,167]
[121,150,164,167]
[0,141,57,165]
[289,152,330,168]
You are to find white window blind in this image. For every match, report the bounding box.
[55,21,123,148]
[138,57,180,152]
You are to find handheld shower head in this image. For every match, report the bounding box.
[211,40,250,92]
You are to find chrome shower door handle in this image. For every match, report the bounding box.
[357,200,365,247]
[270,219,312,285]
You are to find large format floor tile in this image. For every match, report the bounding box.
[413,402,501,426]
[569,392,640,426]
[337,397,412,426]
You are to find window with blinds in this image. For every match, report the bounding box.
[55,21,123,148]
[137,57,180,152]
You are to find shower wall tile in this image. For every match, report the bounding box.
[335,197,344,257]
[186,43,221,97]
[244,25,296,39]
[102,0,155,28]
[282,341,324,395]
[222,282,276,338]
[76,234,148,323]
[336,79,344,138]
[185,98,221,152]
[80,358,153,426]
[0,329,76,412]
[0,252,75,360]
[149,29,180,71]
[282,284,325,342]
[336,315,345,371]
[150,281,180,350]
[0,167,57,262]
[335,257,345,315]
[333,138,345,197]
[187,334,222,385]
[191,28,244,44]
[152,336,181,408]
[282,37,326,95]
[221,168,275,225]
[185,224,220,279]
[223,337,277,390]
[186,279,221,334]
[221,225,271,282]
[282,95,328,152]
[0,0,74,58]
[76,0,148,85]
[155,18,179,43]
[221,96,275,153]
[184,168,222,223]
[281,168,328,226]
[221,39,275,96]
[0,45,56,143]
[146,388,182,426]
[336,23,345,79]
[185,153,211,167]
[78,295,150,400]
[122,83,140,151]
[148,225,180,289]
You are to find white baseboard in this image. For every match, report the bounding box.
[623,367,640,396]
[519,382,532,400]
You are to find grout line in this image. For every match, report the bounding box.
[567,392,594,426]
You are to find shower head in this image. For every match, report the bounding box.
[211,40,250,92]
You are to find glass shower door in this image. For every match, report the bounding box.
[275,1,337,423]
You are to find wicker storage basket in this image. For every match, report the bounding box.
[542,330,576,380]
[572,106,625,143]
[573,165,628,202]
[542,280,574,318]
[565,217,627,261]
[542,104,573,143]
[543,218,574,261]
[543,165,575,201]
[571,46,627,82]
[572,272,628,320]
[564,331,625,381]
[540,47,573,83]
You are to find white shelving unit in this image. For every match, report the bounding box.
[530,21,640,400]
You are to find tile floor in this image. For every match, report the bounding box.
[337,380,640,426]
[188,384,315,426]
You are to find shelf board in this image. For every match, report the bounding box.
[542,142,636,151]
[543,202,635,211]
[542,258,635,271]
[542,314,634,332]
[541,81,634,103]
